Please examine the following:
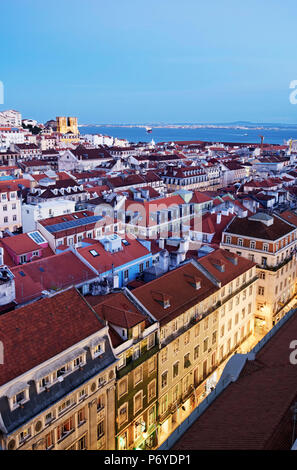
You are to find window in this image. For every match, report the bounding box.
[259,271,265,280]
[159,349,167,367]
[173,339,179,354]
[258,286,265,296]
[97,395,104,411]
[148,356,156,375]
[4,216,8,223]
[225,236,231,244]
[45,431,54,450]
[261,257,267,267]
[148,406,156,427]
[250,241,255,249]
[184,353,191,368]
[184,332,190,345]
[97,421,104,440]
[148,380,156,400]
[13,390,27,407]
[228,319,232,331]
[57,364,69,377]
[117,354,126,369]
[19,427,31,444]
[118,378,128,398]
[78,388,87,400]
[133,345,140,360]
[124,269,129,280]
[134,366,143,386]
[173,361,179,378]
[161,371,168,388]
[77,435,87,450]
[118,403,128,425]
[45,412,53,425]
[147,334,155,349]
[3,205,7,211]
[77,407,86,426]
[58,398,74,415]
[57,417,74,441]
[194,345,199,360]
[263,244,268,252]
[139,263,144,273]
[238,238,243,247]
[73,355,84,368]
[134,391,143,414]
[195,323,200,337]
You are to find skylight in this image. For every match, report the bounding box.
[89,250,99,257]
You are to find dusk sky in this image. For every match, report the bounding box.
[1,0,297,124]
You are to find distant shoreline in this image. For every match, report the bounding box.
[78,123,297,131]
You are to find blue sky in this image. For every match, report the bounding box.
[1,0,297,124]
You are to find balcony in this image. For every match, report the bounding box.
[257,253,294,272]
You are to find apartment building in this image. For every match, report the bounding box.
[36,210,118,251]
[26,179,89,205]
[0,110,22,128]
[132,251,257,446]
[161,166,208,192]
[124,194,192,239]
[90,291,159,450]
[221,212,297,332]
[22,199,76,233]
[0,288,117,450]
[0,184,22,232]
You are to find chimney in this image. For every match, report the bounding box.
[216,212,222,225]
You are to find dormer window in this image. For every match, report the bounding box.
[13,391,26,406]
[93,341,105,358]
[57,364,69,378]
[9,386,30,410]
[73,355,84,368]
[39,376,50,389]
[132,345,140,360]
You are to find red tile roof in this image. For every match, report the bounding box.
[197,248,255,286]
[0,288,104,386]
[77,236,150,273]
[11,251,96,304]
[133,262,217,326]
[1,233,40,256]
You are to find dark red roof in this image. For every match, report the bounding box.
[0,288,104,385]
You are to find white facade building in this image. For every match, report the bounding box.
[21,199,76,233]
[0,110,22,128]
